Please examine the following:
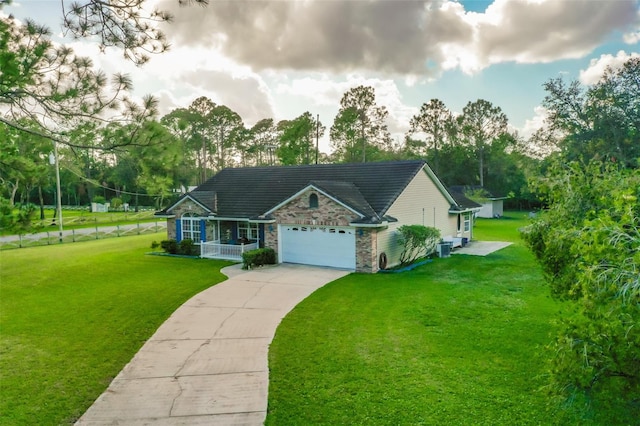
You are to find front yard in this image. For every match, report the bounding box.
[0,213,630,424]
[0,234,231,425]
[266,214,631,425]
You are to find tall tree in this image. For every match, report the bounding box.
[278,112,324,165]
[249,118,278,166]
[543,57,640,167]
[330,86,391,163]
[161,107,203,186]
[60,0,210,66]
[458,99,508,187]
[0,16,157,148]
[233,125,253,167]
[0,121,51,207]
[210,105,243,171]
[408,99,455,175]
[103,121,184,209]
[187,97,217,183]
[481,132,528,202]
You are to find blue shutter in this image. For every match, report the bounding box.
[258,224,265,248]
[200,219,206,242]
[176,219,182,243]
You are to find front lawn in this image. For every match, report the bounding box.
[0,234,231,425]
[266,213,626,424]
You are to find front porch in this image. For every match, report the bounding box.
[200,240,259,261]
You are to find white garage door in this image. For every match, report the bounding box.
[280,225,356,269]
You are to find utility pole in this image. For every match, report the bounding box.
[315,114,320,164]
[53,142,63,243]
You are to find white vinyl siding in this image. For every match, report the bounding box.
[377,169,457,268]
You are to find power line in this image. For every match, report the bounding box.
[61,164,171,198]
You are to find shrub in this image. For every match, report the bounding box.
[110,197,123,210]
[92,195,106,204]
[397,225,441,266]
[150,240,160,249]
[178,239,199,256]
[242,248,276,269]
[160,239,178,254]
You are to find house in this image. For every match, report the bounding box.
[450,186,508,219]
[155,160,481,273]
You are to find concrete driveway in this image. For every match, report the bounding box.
[76,263,349,425]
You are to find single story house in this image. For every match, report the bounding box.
[155,160,481,273]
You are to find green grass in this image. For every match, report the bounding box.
[473,211,533,243]
[2,213,630,424]
[1,209,160,236]
[266,212,628,425]
[0,234,231,425]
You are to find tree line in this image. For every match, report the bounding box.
[1,84,535,211]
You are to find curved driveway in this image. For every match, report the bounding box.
[76,263,349,425]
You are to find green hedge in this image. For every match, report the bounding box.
[160,239,199,256]
[242,247,276,269]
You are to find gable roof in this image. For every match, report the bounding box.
[447,187,483,212]
[308,180,377,218]
[158,160,465,222]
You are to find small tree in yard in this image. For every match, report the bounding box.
[0,198,42,236]
[397,225,440,266]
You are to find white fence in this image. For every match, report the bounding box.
[200,240,259,261]
[0,221,167,250]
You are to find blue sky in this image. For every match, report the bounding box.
[4,0,640,152]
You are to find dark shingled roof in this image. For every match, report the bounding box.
[159,160,464,222]
[307,180,377,218]
[447,187,482,211]
[189,190,217,210]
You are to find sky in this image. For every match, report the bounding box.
[4,0,640,153]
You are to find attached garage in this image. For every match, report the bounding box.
[279,225,356,270]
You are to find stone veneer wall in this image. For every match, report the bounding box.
[167,217,176,240]
[271,189,359,226]
[166,199,214,241]
[355,228,378,273]
[264,223,278,260]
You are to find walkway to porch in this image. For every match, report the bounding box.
[200,240,259,261]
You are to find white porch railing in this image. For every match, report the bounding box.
[200,240,259,261]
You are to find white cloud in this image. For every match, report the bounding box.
[155,0,639,76]
[579,51,640,85]
[275,74,416,135]
[450,0,640,74]
[520,105,549,140]
[624,31,640,44]
[66,39,276,126]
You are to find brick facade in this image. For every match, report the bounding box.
[270,189,360,226]
[167,199,214,242]
[355,228,379,273]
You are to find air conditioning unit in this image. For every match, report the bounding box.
[437,242,451,258]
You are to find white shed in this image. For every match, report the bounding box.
[477,197,507,218]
